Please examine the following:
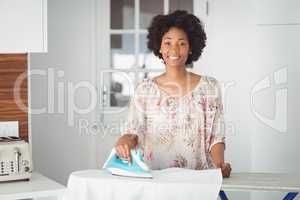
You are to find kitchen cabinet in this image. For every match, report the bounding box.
[0,0,47,53]
[254,0,300,24]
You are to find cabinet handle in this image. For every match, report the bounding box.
[206,1,209,16]
[102,86,108,107]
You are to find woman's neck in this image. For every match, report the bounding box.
[164,65,188,81]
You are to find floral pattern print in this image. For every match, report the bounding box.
[125,76,225,170]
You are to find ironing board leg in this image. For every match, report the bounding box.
[219,191,298,200]
[219,190,229,200]
[282,192,298,200]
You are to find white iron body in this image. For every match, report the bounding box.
[103,148,153,178]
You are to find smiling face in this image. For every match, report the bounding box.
[160,27,190,68]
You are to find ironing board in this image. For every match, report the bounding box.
[64,169,222,200]
[65,170,300,200]
[220,172,300,200]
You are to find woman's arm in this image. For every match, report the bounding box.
[208,79,231,177]
[210,143,231,177]
[210,143,225,165]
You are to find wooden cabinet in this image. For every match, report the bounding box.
[0,0,47,53]
[0,54,29,140]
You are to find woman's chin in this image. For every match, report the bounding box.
[165,60,185,67]
[166,62,185,68]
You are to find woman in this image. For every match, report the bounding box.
[114,10,231,177]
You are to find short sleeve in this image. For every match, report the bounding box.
[208,79,226,152]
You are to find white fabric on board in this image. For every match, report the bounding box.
[64,168,222,200]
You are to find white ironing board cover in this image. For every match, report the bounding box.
[64,168,222,200]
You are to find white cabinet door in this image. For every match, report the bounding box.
[254,0,300,24]
[0,0,47,53]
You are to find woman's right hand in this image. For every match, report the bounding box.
[115,134,138,165]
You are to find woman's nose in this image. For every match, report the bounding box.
[169,45,179,54]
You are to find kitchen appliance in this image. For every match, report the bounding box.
[0,136,32,182]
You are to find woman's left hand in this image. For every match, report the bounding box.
[215,162,231,178]
[220,163,231,178]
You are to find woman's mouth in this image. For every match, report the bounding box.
[168,56,180,60]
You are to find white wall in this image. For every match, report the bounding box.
[30,0,97,184]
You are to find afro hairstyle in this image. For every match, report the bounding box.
[147,10,207,65]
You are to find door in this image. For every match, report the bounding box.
[95,0,208,165]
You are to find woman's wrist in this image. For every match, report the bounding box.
[213,161,225,168]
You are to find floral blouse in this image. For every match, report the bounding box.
[125,75,225,170]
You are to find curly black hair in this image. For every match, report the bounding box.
[147,10,207,65]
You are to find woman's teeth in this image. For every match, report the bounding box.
[169,56,179,60]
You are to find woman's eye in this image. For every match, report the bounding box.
[180,43,186,46]
[164,42,171,46]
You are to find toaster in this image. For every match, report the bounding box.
[0,136,32,182]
